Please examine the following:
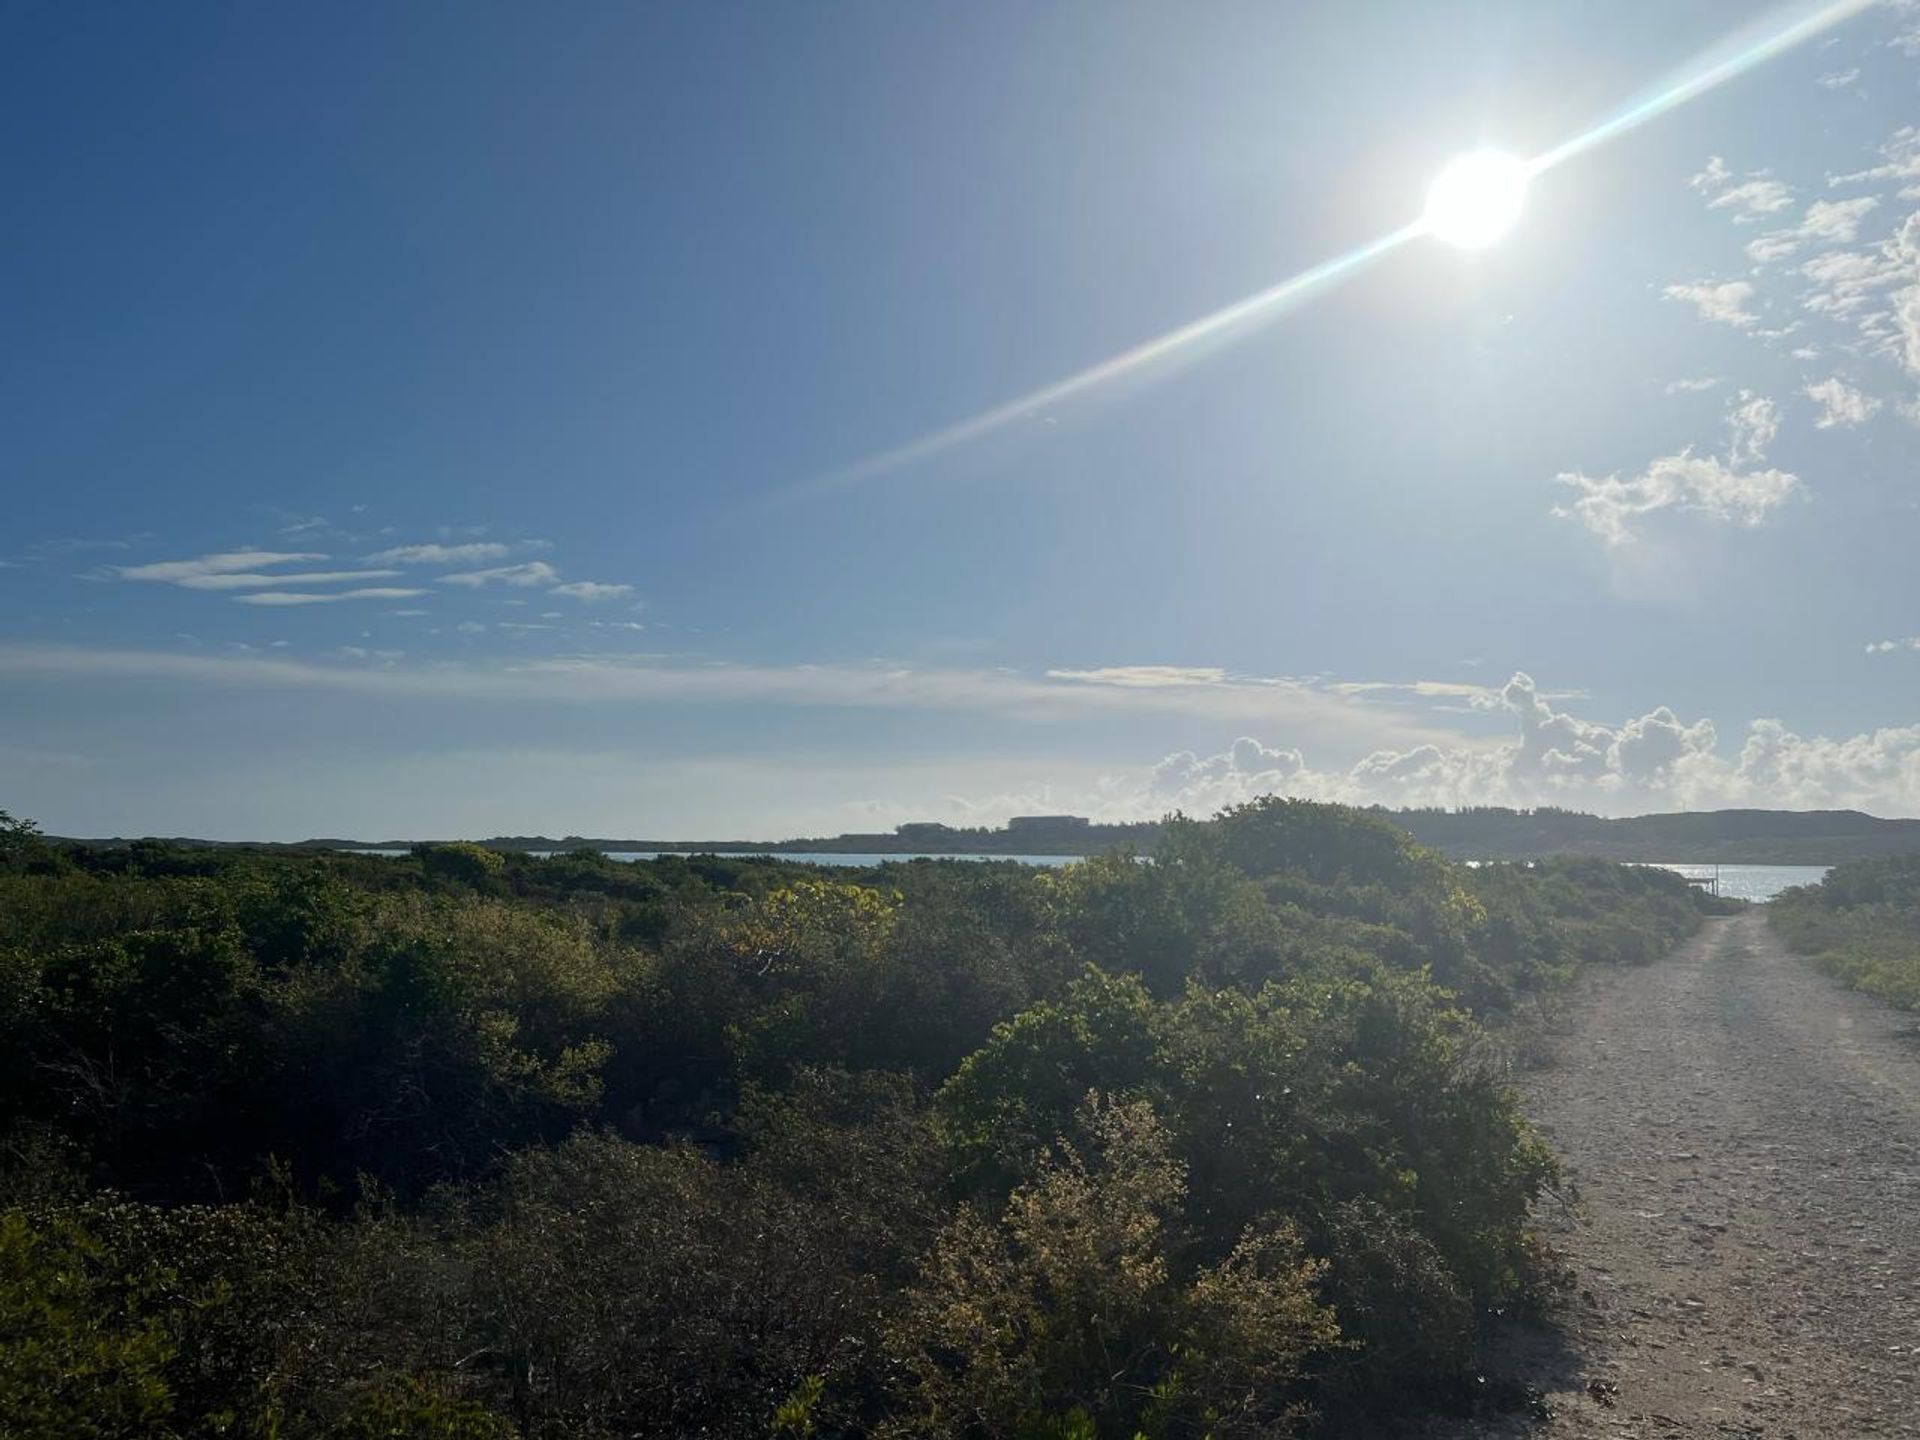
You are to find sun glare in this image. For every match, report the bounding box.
[1423,149,1531,250]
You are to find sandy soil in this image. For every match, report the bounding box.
[1418,910,1920,1437]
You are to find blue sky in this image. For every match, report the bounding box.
[4,1,1919,838]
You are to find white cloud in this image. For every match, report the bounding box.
[1726,391,1779,466]
[176,568,401,590]
[1805,375,1882,426]
[1047,665,1231,688]
[1706,177,1795,222]
[1817,67,1861,89]
[1555,454,1799,546]
[366,542,512,566]
[1866,636,1920,654]
[1745,195,1879,264]
[1690,155,1732,192]
[117,551,326,583]
[1665,280,1758,328]
[549,580,634,602]
[1664,375,1724,393]
[1126,674,1920,817]
[1829,125,1920,193]
[439,561,560,588]
[1554,392,1797,546]
[0,644,1454,759]
[231,588,427,607]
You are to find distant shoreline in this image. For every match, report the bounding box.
[47,804,1920,866]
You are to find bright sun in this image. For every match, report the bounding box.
[1423,149,1530,249]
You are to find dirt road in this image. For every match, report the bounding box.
[1450,910,1920,1436]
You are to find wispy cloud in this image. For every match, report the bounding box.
[0,644,1458,754]
[1045,665,1232,688]
[549,580,634,602]
[231,588,427,607]
[1664,375,1724,393]
[1828,124,1920,192]
[438,561,560,588]
[366,542,512,566]
[177,568,401,591]
[1866,636,1920,653]
[118,551,326,584]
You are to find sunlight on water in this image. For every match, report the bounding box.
[1635,862,1829,902]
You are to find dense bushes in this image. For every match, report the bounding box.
[1771,854,1920,1009]
[0,800,1712,1436]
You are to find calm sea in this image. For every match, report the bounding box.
[1632,862,1829,902]
[346,849,1081,867]
[597,851,1081,867]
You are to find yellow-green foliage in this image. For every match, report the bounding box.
[0,1210,176,1439]
[1771,855,1920,1010]
[888,1097,1338,1440]
[0,803,1713,1437]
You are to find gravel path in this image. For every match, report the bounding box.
[1420,910,1920,1437]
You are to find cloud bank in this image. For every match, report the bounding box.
[1124,672,1920,818]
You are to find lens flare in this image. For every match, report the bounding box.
[1423,150,1531,249]
[794,0,1877,499]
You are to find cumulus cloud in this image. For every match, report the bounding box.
[366,542,512,565]
[1664,280,1758,328]
[438,561,560,588]
[1805,376,1882,426]
[1128,673,1920,817]
[549,580,634,602]
[117,551,326,584]
[1553,393,1798,546]
[1555,453,1799,546]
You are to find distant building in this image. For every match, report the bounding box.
[1007,814,1090,834]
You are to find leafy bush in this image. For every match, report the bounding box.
[1772,855,1920,1009]
[0,801,1713,1433]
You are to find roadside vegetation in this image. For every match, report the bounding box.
[0,802,1711,1438]
[1770,854,1920,1010]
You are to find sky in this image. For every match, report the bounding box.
[4,1,1919,839]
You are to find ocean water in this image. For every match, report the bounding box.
[596,851,1082,867]
[1632,862,1829,902]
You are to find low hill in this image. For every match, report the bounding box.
[53,806,1920,864]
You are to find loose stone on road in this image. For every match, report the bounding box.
[1420,910,1920,1436]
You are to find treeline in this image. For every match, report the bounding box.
[0,803,1713,1438]
[1770,854,1920,1009]
[1388,805,1920,863]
